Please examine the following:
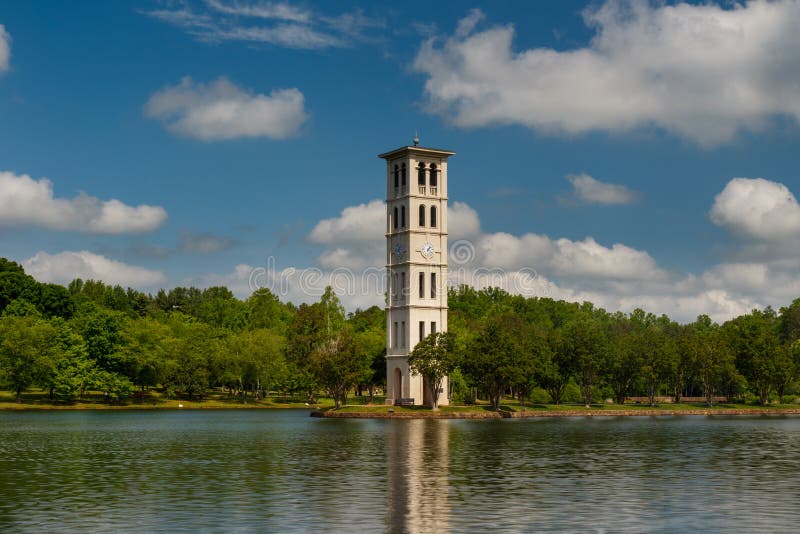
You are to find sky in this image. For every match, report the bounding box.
[1,0,800,323]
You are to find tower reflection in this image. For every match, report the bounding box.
[386,419,451,533]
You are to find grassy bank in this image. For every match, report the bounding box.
[5,389,800,415]
[323,398,800,417]
[0,389,337,410]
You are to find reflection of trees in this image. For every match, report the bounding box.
[386,419,450,533]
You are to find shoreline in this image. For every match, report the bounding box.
[311,407,800,419]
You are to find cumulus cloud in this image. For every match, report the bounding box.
[0,24,10,72]
[0,171,167,234]
[710,177,800,240]
[290,195,800,322]
[414,1,800,146]
[471,232,665,282]
[143,1,383,50]
[23,251,166,288]
[144,77,309,140]
[308,199,385,244]
[564,173,639,205]
[450,201,481,239]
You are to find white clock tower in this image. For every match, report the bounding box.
[379,139,454,407]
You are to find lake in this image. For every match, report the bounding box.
[1,410,799,532]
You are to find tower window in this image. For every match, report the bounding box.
[393,164,399,188]
[431,272,436,299]
[401,206,406,228]
[420,321,425,341]
[430,206,437,228]
[401,271,406,299]
[401,163,407,187]
[431,321,437,334]
[430,164,438,187]
[393,207,398,229]
[419,205,426,227]
[418,163,426,185]
[393,321,398,348]
[401,321,406,348]
[419,271,425,297]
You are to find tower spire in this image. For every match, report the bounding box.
[413,131,419,146]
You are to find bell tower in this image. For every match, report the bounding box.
[379,139,454,407]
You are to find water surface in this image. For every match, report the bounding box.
[2,410,799,532]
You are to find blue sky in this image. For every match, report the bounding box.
[1,0,800,322]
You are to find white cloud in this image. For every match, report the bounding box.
[205,0,311,23]
[0,171,167,234]
[144,77,309,141]
[710,177,800,240]
[471,231,665,282]
[23,251,166,288]
[0,24,10,72]
[565,173,638,205]
[450,201,481,238]
[143,1,382,50]
[308,199,384,243]
[293,196,800,322]
[413,1,800,146]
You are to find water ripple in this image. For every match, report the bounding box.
[2,412,800,532]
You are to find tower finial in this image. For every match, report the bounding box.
[413,131,419,146]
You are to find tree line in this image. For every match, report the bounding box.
[0,258,384,405]
[2,257,800,409]
[440,286,800,409]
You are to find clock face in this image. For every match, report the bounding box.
[421,242,435,259]
[393,243,404,257]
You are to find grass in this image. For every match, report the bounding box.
[3,389,798,413]
[327,397,800,415]
[0,389,337,410]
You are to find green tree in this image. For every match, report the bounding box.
[639,316,679,406]
[0,317,58,401]
[115,317,171,393]
[2,298,43,318]
[246,288,293,332]
[309,328,367,408]
[462,314,526,409]
[536,328,573,405]
[772,342,798,404]
[162,316,218,400]
[604,312,642,404]
[564,316,607,408]
[689,315,739,407]
[408,331,457,410]
[47,318,96,401]
[514,328,548,407]
[726,309,781,405]
[70,304,125,373]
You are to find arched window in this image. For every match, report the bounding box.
[430,272,436,299]
[401,206,406,227]
[393,207,398,229]
[418,163,426,185]
[419,205,426,227]
[400,271,406,299]
[430,205,437,228]
[393,164,399,188]
[430,164,438,187]
[419,272,425,297]
[401,163,407,187]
